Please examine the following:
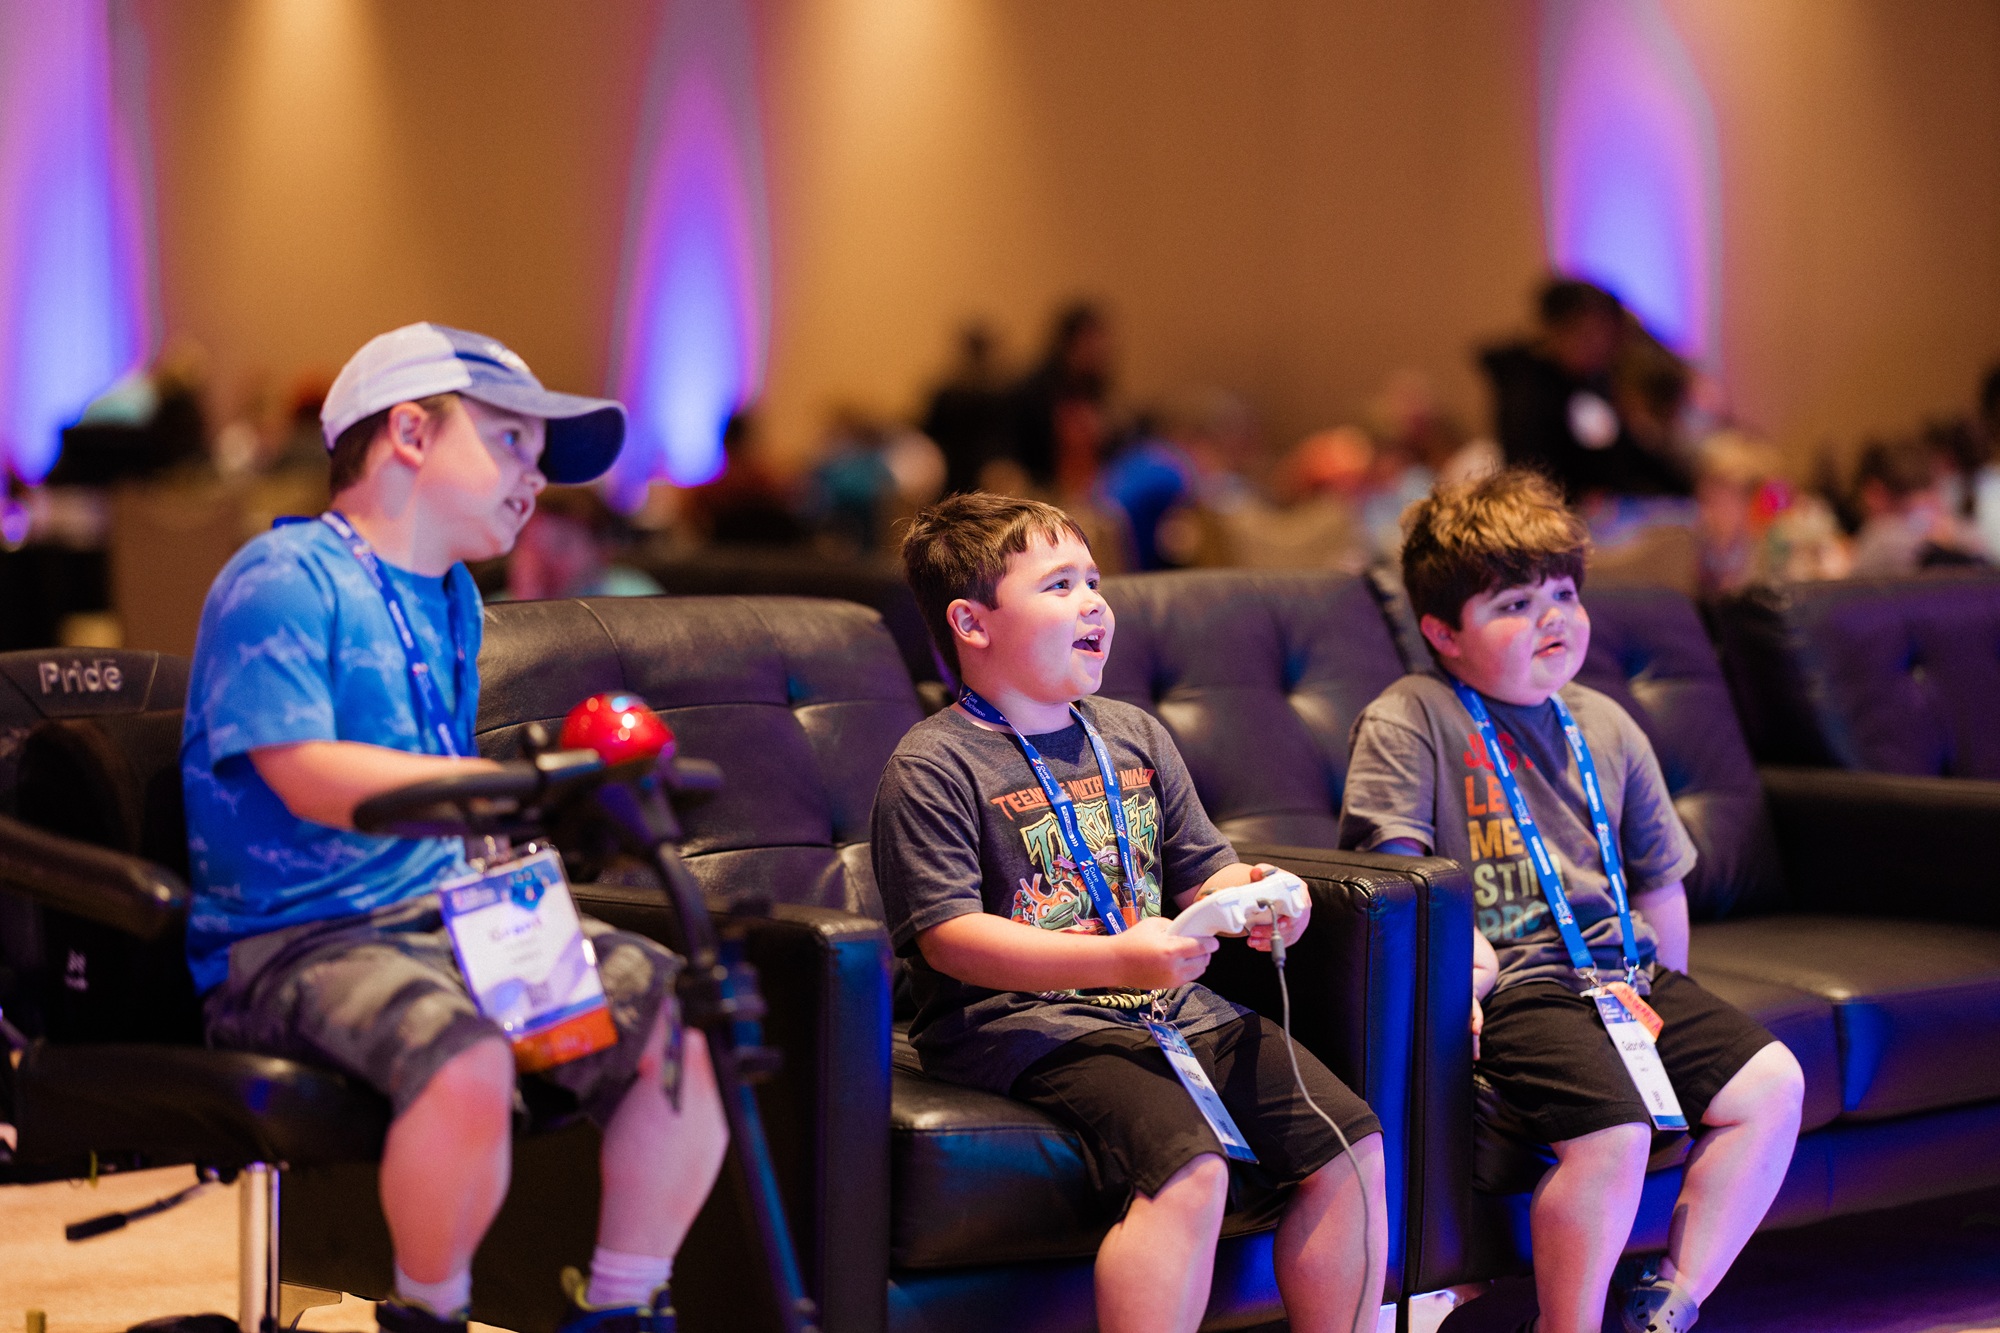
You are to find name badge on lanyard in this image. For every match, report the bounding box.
[439,847,617,1072]
[1450,678,1686,1131]
[1591,991,1687,1131]
[958,688,1258,1163]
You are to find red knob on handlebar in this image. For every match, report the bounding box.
[560,692,674,766]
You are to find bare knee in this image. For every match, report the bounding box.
[1707,1041,1805,1130]
[1151,1152,1230,1219]
[1302,1130,1386,1197]
[409,1038,514,1137]
[1553,1120,1652,1177]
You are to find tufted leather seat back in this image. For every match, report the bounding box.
[476,596,923,921]
[1099,570,1408,847]
[1565,586,1784,920]
[642,549,942,685]
[1711,573,2000,779]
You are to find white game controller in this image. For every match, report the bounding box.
[1169,870,1311,937]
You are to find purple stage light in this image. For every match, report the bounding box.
[610,0,770,498]
[0,0,155,484]
[1540,0,1720,364]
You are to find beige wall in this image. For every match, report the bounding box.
[1668,0,2000,460]
[135,0,654,419]
[131,0,2000,474]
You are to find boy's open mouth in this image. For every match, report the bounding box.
[1535,637,1568,658]
[1073,628,1107,655]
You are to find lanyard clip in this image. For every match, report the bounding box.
[1577,965,1602,991]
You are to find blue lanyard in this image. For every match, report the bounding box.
[1449,678,1640,984]
[316,511,467,758]
[957,688,1143,934]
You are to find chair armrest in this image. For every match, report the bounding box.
[1211,842,1474,1299]
[1761,766,2000,925]
[0,813,185,940]
[569,881,893,1333]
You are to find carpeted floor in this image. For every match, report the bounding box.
[1436,1185,2000,1333]
[5,1168,1999,1333]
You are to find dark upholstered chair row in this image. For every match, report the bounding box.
[263,595,1444,1333]
[1711,571,2000,779]
[12,566,2000,1332]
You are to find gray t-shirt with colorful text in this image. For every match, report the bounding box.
[1339,673,1696,995]
[872,698,1245,1093]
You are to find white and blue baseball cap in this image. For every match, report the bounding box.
[320,322,625,485]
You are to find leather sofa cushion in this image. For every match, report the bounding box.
[1564,586,1784,921]
[889,1034,1286,1269]
[1695,915,2000,1121]
[639,549,940,686]
[477,596,922,921]
[1686,967,1842,1133]
[1712,574,2000,778]
[1099,570,1406,840]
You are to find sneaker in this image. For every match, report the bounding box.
[376,1297,469,1333]
[554,1266,676,1333]
[1622,1276,1699,1333]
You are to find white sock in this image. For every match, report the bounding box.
[584,1246,672,1309]
[394,1265,471,1319]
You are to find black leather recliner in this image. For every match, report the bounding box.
[1097,569,1475,1299]
[1710,571,2000,778]
[276,593,1444,1332]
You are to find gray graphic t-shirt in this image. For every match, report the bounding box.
[1339,673,1696,995]
[872,698,1245,1093]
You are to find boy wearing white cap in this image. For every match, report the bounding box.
[182,325,724,1333]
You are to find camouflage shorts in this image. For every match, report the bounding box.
[203,893,682,1122]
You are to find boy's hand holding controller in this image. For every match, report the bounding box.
[1109,916,1221,988]
[1176,863,1311,953]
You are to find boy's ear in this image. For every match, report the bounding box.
[1418,612,1461,660]
[946,598,990,653]
[383,401,433,469]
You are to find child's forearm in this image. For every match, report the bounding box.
[1173,859,1260,911]
[251,740,501,831]
[918,912,1213,993]
[1632,880,1690,973]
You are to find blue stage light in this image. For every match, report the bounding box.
[0,1,154,484]
[1540,0,1719,364]
[611,0,770,499]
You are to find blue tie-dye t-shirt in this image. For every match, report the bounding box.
[181,519,483,993]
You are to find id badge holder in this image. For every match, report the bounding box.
[1144,1018,1259,1164]
[440,847,618,1072]
[1590,990,1688,1132]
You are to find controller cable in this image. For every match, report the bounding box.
[1271,929,1377,1333]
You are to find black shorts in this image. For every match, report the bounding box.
[1010,1013,1381,1201]
[1478,969,1777,1146]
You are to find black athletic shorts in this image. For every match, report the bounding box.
[1478,968,1777,1145]
[1010,1013,1381,1201]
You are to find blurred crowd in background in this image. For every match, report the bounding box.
[9,274,2000,654]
